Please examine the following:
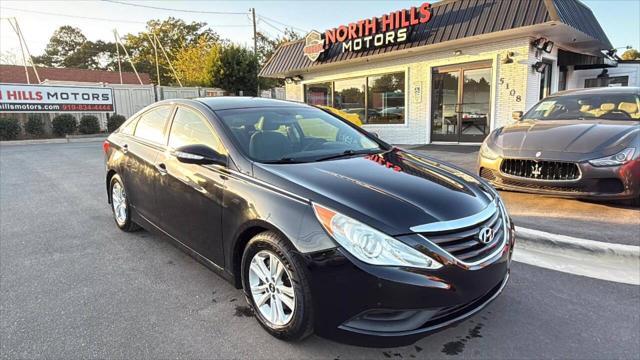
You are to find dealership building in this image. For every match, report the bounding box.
[260,0,629,145]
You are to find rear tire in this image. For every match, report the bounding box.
[109,174,140,232]
[241,231,314,341]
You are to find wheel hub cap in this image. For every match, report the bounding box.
[111,182,127,225]
[248,250,295,326]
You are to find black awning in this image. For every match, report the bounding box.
[558,49,617,70]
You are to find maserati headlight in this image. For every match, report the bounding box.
[588,148,635,167]
[480,142,499,160]
[312,203,442,269]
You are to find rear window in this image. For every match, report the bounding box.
[524,92,640,121]
[134,106,172,144]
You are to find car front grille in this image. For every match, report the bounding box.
[418,204,505,264]
[499,178,584,193]
[500,159,580,180]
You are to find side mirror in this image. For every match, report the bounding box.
[369,131,380,138]
[512,111,523,121]
[173,144,226,166]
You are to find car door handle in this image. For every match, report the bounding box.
[122,144,128,154]
[155,163,167,175]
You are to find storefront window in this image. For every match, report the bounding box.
[585,75,629,88]
[303,72,406,125]
[333,78,366,123]
[304,82,332,106]
[367,72,405,124]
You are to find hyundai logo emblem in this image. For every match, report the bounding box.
[478,227,494,244]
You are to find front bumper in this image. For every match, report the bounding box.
[301,227,514,347]
[478,156,640,201]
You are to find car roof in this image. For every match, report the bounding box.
[552,86,639,97]
[193,96,306,111]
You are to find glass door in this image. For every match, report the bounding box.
[431,62,492,143]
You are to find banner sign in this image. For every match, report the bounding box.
[0,84,114,113]
[303,2,432,61]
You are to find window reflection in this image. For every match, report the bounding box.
[367,73,405,124]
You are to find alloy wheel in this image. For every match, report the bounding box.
[249,250,295,326]
[111,181,127,226]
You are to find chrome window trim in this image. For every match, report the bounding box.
[498,158,583,182]
[409,200,497,233]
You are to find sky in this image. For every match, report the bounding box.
[1,0,639,64]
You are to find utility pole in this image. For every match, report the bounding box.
[146,33,161,86]
[113,31,123,84]
[251,8,260,96]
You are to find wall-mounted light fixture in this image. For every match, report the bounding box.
[453,49,462,56]
[532,37,554,54]
[292,75,304,82]
[532,61,548,73]
[284,77,293,84]
[502,51,515,64]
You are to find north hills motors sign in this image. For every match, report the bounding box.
[303,2,433,61]
[0,84,114,113]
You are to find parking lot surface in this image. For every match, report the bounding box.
[1,142,639,359]
[408,145,640,246]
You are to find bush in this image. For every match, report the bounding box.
[107,114,126,132]
[78,115,100,134]
[52,114,77,136]
[25,114,46,137]
[0,117,21,141]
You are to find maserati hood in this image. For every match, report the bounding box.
[255,148,494,236]
[495,119,639,157]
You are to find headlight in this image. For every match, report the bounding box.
[480,142,499,160]
[312,203,442,269]
[588,148,635,167]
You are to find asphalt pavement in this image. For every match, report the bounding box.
[1,142,639,359]
[407,145,640,246]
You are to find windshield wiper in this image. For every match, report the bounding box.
[314,149,381,162]
[261,157,308,164]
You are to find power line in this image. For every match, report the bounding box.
[0,6,147,24]
[257,15,307,34]
[258,18,286,35]
[102,0,247,15]
[0,6,252,27]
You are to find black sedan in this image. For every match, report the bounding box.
[478,87,640,205]
[104,97,514,347]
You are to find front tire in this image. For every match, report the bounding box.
[241,231,314,341]
[109,174,139,232]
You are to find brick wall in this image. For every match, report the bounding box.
[285,37,543,145]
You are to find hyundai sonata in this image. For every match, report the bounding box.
[104,97,514,346]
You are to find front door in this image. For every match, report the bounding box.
[155,106,226,266]
[431,61,492,143]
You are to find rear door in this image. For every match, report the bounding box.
[122,105,173,224]
[155,105,227,265]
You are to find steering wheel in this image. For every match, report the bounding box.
[607,110,632,119]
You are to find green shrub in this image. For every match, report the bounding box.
[52,114,77,136]
[78,115,100,134]
[0,117,21,141]
[107,114,126,132]
[25,114,46,137]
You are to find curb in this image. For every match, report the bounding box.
[0,135,106,146]
[515,226,640,259]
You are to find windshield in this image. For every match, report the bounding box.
[215,106,384,163]
[523,92,640,121]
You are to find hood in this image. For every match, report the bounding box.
[254,148,494,236]
[495,119,639,158]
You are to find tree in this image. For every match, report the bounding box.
[211,44,259,96]
[620,48,640,60]
[124,17,221,85]
[173,36,220,87]
[256,28,301,90]
[32,26,117,70]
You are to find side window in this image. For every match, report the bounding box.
[120,116,138,135]
[134,106,172,144]
[168,107,224,153]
